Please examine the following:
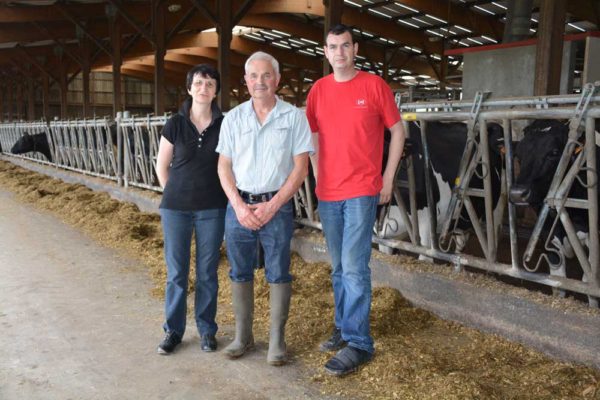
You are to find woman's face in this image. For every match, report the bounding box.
[188,73,217,105]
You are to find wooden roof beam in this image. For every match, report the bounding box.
[0,3,106,23]
[31,22,83,67]
[396,0,504,40]
[53,3,112,57]
[106,0,153,43]
[248,0,444,55]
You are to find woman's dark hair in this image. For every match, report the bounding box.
[327,23,354,44]
[186,64,221,94]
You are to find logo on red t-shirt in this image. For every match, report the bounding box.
[355,98,367,108]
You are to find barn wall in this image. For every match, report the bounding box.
[462,42,574,99]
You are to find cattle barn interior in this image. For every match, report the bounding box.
[2,1,600,399]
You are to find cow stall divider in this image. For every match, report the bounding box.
[48,118,119,180]
[0,121,51,165]
[117,114,167,192]
[293,86,600,305]
[2,87,600,305]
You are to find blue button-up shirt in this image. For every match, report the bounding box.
[216,97,314,194]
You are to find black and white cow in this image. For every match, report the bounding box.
[11,132,53,162]
[379,121,505,256]
[9,124,138,166]
[510,119,600,282]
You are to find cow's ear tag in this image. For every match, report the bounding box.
[455,177,461,186]
[403,113,417,121]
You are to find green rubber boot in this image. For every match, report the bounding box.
[224,281,254,358]
[267,282,291,366]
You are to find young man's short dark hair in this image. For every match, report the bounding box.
[185,64,221,94]
[327,23,354,44]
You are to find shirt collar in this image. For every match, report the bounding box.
[242,96,292,119]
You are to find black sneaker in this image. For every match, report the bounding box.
[157,331,181,355]
[319,327,347,352]
[324,346,373,376]
[200,334,217,352]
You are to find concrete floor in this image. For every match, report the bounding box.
[0,189,328,400]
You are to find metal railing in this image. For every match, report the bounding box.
[49,118,119,180]
[1,90,599,304]
[0,121,50,164]
[295,87,600,304]
[117,114,167,192]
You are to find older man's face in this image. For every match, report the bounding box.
[245,59,280,101]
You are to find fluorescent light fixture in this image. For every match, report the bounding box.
[368,9,392,18]
[454,25,472,33]
[427,30,445,37]
[272,42,292,49]
[567,23,585,32]
[398,20,419,29]
[481,35,498,43]
[467,37,483,45]
[271,29,291,37]
[473,5,495,15]
[301,38,319,45]
[396,3,418,13]
[426,14,447,23]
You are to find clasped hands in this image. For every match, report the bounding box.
[235,201,278,231]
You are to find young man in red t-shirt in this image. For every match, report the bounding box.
[306,24,405,376]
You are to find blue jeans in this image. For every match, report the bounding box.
[318,195,379,354]
[225,201,294,283]
[160,208,225,338]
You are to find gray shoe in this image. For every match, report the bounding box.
[224,281,254,359]
[267,282,291,366]
[319,327,347,352]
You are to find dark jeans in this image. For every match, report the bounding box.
[225,201,294,283]
[160,208,225,338]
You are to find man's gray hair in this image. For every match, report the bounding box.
[244,51,280,75]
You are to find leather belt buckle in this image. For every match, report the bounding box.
[238,189,277,204]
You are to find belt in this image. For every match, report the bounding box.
[238,189,278,204]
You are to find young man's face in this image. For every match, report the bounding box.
[324,31,358,72]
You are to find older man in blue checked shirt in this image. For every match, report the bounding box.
[216,51,314,366]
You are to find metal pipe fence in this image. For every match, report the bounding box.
[117,114,167,192]
[293,88,600,303]
[0,121,50,164]
[1,89,600,303]
[48,118,119,180]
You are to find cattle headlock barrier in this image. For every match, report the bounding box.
[1,85,600,307]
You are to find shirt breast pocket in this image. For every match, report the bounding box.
[269,125,291,152]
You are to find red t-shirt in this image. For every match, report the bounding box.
[306,71,401,201]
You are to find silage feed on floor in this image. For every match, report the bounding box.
[1,159,599,400]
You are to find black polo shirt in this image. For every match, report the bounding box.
[159,98,228,211]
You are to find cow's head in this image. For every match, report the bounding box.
[10,132,33,155]
[510,120,569,207]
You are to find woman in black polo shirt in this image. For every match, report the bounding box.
[155,64,227,355]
